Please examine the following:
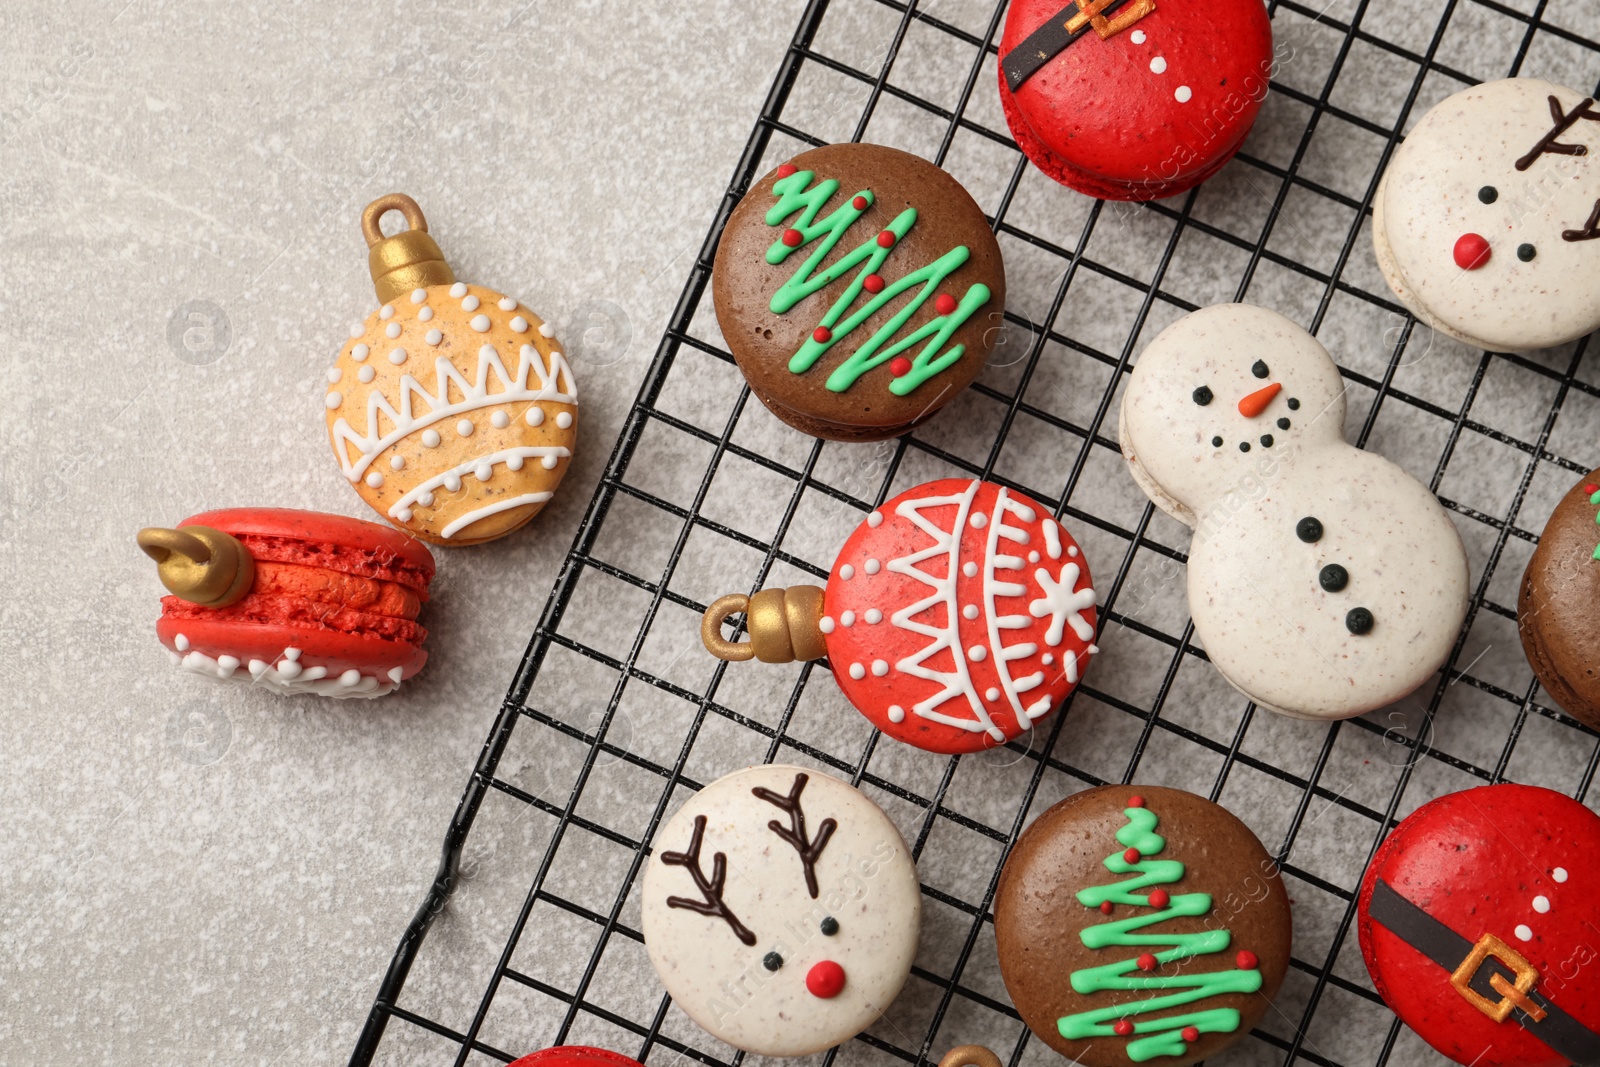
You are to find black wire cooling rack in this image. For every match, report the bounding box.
[350,0,1600,1063]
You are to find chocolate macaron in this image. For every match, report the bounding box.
[712,143,1005,441]
[1519,469,1600,728]
[994,785,1290,1067]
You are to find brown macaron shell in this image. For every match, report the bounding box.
[1519,470,1600,728]
[994,785,1291,1067]
[712,143,1005,441]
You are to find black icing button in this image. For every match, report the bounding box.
[1346,607,1374,635]
[820,916,839,935]
[1319,564,1349,592]
[1296,517,1323,543]
[763,952,783,971]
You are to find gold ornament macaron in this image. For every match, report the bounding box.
[323,194,578,546]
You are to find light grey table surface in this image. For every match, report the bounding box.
[1,2,804,1062]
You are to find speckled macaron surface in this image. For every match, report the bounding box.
[1519,468,1600,729]
[1374,78,1600,353]
[1119,304,1470,720]
[641,765,920,1057]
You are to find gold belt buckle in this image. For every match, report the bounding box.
[1450,933,1548,1024]
[1064,0,1157,41]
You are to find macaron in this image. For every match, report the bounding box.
[1356,784,1600,1067]
[712,143,1005,440]
[998,0,1274,200]
[139,507,434,698]
[1372,78,1600,352]
[1519,468,1600,729]
[508,1049,644,1067]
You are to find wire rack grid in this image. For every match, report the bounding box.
[351,0,1600,1064]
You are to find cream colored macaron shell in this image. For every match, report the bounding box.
[641,765,920,1057]
[1374,78,1600,352]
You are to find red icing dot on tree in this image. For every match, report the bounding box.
[1148,888,1170,909]
[1137,952,1158,971]
[1586,484,1598,496]
[1113,1020,1135,1037]
[782,228,803,248]
[934,293,958,315]
[1123,846,1141,864]
[877,231,896,248]
[813,326,833,344]
[1128,795,1145,808]
[889,356,913,377]
[1236,950,1258,970]
[852,195,868,210]
[1181,1026,1201,1044]
[1453,232,1491,270]
[776,163,798,179]
[1099,900,1114,915]
[862,273,885,294]
[806,960,846,999]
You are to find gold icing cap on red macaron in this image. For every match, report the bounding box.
[137,525,255,608]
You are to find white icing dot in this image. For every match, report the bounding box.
[411,289,427,304]
[541,454,559,469]
[449,282,467,297]
[1534,895,1551,913]
[865,558,881,575]
[556,411,574,429]
[849,662,866,680]
[470,314,492,332]
[507,454,525,471]
[985,687,1000,701]
[348,322,364,339]
[417,491,434,506]
[396,507,414,522]
[425,329,442,346]
[526,407,545,426]
[277,658,302,679]
[390,454,405,471]
[840,564,855,580]
[868,511,883,527]
[359,365,375,383]
[491,410,510,429]
[444,474,462,492]
[888,705,905,723]
[1029,551,1040,563]
[1175,85,1193,103]
[1150,56,1167,74]
[498,297,517,311]
[379,304,395,320]
[968,645,987,662]
[537,321,556,338]
[963,562,979,578]
[1515,924,1533,942]
[1088,644,1100,654]
[175,633,190,651]
[820,616,836,634]
[325,391,342,409]
[365,471,384,488]
[326,367,342,383]
[456,418,474,437]
[475,462,493,481]
[865,609,882,624]
[872,660,889,677]
[1555,867,1569,883]
[510,316,529,333]
[385,321,402,338]
[351,343,369,361]
[1068,545,1079,557]
[462,294,481,312]
[388,347,407,365]
[1043,653,1055,664]
[341,668,364,686]
[841,611,856,626]
[421,429,441,448]
[418,306,434,322]
[1131,29,1146,43]
[970,512,988,528]
[963,604,981,620]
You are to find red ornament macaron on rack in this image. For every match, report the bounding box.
[138,507,434,698]
[1357,783,1600,1067]
[701,478,1098,753]
[998,0,1275,201]
[508,1049,645,1067]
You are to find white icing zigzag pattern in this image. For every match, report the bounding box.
[330,342,578,481]
[171,642,401,699]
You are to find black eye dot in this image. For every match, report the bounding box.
[1260,434,1274,448]
[763,952,784,971]
[1286,397,1301,411]
[1251,360,1270,379]
[1211,435,1224,448]
[1192,386,1214,406]
[1319,564,1349,592]
[1479,185,1499,204]
[820,917,839,936]
[1346,607,1375,635]
[1297,517,1323,543]
[1518,243,1537,262]
[1277,417,1291,430]
[1239,441,1251,452]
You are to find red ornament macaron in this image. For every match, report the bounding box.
[998,0,1275,201]
[1357,783,1600,1067]
[138,507,435,698]
[701,478,1098,753]
[508,1049,645,1067]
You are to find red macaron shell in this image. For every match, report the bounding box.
[508,1048,646,1067]
[1356,784,1600,1067]
[822,479,1097,754]
[998,0,1273,200]
[181,507,435,596]
[157,614,427,681]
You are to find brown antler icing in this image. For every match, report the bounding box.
[753,773,838,899]
[660,814,756,945]
[1516,95,1600,172]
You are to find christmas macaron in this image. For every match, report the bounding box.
[325,194,577,545]
[1357,784,1600,1067]
[507,1050,644,1067]
[701,478,1098,754]
[641,764,920,1057]
[712,143,1005,441]
[1519,469,1600,729]
[1373,78,1600,352]
[994,786,1291,1067]
[138,507,434,698]
[998,0,1274,200]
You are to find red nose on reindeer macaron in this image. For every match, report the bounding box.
[1238,382,1282,418]
[1454,233,1491,270]
[806,960,846,998]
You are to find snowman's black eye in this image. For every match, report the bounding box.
[1519,243,1537,262]
[1286,397,1301,411]
[1251,360,1270,379]
[763,952,784,971]
[1211,435,1223,448]
[1479,185,1499,204]
[1192,386,1213,406]
[820,916,839,936]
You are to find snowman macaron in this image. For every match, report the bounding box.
[1120,304,1471,721]
[641,765,920,1057]
[1374,78,1600,353]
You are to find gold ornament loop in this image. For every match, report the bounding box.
[700,586,827,664]
[360,193,455,304]
[937,1046,1003,1067]
[137,525,255,608]
[360,193,430,247]
[702,594,755,662]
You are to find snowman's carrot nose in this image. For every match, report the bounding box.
[806,960,846,998]
[1238,382,1281,418]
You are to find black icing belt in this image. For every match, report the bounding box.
[1000,0,1141,92]
[1368,878,1600,1066]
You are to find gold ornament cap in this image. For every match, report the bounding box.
[701,586,826,663]
[937,1048,1002,1067]
[137,525,256,608]
[362,193,455,304]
